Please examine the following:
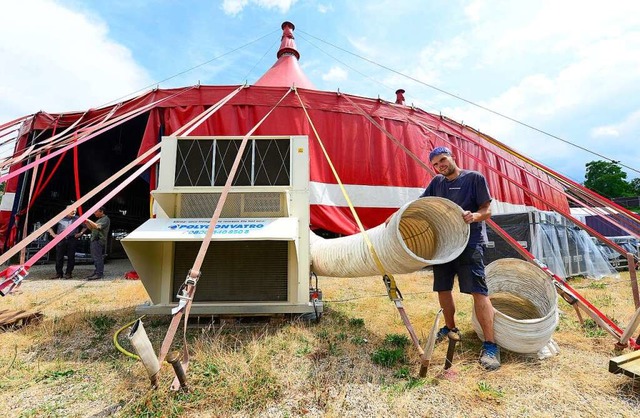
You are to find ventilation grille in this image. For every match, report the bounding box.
[179,192,286,218]
[175,138,291,187]
[172,241,288,302]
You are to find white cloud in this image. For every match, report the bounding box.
[402,35,469,91]
[1,0,638,181]
[405,0,640,179]
[477,1,640,63]
[0,0,151,121]
[317,3,334,13]
[322,66,348,82]
[221,0,249,16]
[591,126,620,138]
[463,0,485,23]
[592,110,640,139]
[221,0,297,16]
[347,36,380,60]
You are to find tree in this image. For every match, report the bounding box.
[630,178,640,196]
[584,160,633,198]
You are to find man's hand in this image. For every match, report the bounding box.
[462,210,475,224]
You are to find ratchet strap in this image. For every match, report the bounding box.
[157,87,291,391]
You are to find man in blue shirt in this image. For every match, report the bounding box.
[421,146,500,370]
[47,206,82,279]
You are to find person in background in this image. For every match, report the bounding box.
[47,206,82,279]
[421,146,499,370]
[83,207,110,280]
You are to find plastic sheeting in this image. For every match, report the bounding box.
[531,221,616,279]
[485,211,616,279]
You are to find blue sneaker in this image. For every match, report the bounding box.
[436,326,459,343]
[480,341,501,370]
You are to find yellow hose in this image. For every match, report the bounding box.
[113,315,146,360]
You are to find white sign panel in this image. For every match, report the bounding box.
[123,218,298,241]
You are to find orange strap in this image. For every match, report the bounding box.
[157,87,292,390]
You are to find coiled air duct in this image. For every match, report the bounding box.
[471,258,559,355]
[310,197,470,277]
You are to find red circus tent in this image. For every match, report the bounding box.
[0,21,636,262]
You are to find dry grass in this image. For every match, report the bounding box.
[2,261,640,417]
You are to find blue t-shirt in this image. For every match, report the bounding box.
[55,215,79,236]
[420,170,492,246]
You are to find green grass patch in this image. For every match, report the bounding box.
[588,281,607,290]
[393,366,411,378]
[202,361,220,378]
[594,294,613,307]
[350,336,367,345]
[38,368,76,383]
[384,333,410,348]
[316,329,329,339]
[477,380,504,398]
[348,318,365,327]
[125,391,183,418]
[19,401,66,418]
[232,367,281,410]
[87,314,117,337]
[328,340,341,356]
[371,347,405,367]
[295,342,311,357]
[583,319,607,338]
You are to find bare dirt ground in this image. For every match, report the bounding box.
[1,259,640,417]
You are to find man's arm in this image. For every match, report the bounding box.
[84,219,99,230]
[462,200,491,224]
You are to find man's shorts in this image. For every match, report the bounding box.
[432,244,488,295]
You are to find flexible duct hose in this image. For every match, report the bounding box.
[310,197,470,277]
[472,258,559,354]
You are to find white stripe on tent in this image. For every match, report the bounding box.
[309,181,532,214]
[309,182,423,208]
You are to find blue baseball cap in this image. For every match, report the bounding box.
[429,146,452,161]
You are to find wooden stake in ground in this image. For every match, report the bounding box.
[444,330,461,370]
[419,309,442,377]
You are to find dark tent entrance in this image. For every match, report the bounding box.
[17,113,153,261]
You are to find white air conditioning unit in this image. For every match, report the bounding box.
[122,135,316,315]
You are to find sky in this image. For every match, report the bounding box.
[1,0,639,184]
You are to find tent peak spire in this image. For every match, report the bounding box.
[277,21,300,60]
[254,22,316,89]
